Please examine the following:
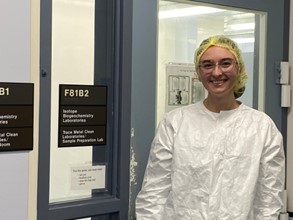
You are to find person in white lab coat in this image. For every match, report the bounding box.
[135,35,285,220]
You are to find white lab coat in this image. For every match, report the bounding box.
[136,101,285,220]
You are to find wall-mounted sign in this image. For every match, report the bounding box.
[59,84,107,147]
[0,83,34,151]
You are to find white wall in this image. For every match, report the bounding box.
[0,1,31,219]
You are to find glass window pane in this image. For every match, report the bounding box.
[50,0,98,203]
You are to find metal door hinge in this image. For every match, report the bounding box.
[276,62,291,107]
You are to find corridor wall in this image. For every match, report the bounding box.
[0,1,31,219]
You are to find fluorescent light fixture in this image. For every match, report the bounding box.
[230,23,255,31]
[233,37,255,44]
[159,6,224,19]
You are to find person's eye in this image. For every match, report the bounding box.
[202,62,214,69]
[220,60,233,68]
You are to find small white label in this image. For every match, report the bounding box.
[71,165,106,190]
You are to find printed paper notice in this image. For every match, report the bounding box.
[71,165,106,190]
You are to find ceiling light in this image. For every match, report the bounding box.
[232,37,255,43]
[230,23,255,30]
[159,6,224,19]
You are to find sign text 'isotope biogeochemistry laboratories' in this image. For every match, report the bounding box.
[58,85,107,147]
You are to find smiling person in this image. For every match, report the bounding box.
[135,35,285,220]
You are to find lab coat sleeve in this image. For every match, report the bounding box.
[254,123,285,220]
[136,117,174,220]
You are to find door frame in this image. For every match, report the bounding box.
[37,0,133,219]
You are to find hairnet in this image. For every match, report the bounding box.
[194,35,248,98]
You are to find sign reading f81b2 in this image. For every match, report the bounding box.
[59,85,107,147]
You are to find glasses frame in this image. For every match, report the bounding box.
[198,58,238,73]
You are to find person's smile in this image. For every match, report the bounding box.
[209,77,228,85]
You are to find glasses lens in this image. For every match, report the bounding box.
[200,61,215,70]
[219,59,233,69]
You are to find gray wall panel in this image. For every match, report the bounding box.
[0,1,30,220]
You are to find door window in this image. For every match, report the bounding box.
[50,0,97,203]
[157,0,267,122]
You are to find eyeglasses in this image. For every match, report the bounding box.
[198,58,237,73]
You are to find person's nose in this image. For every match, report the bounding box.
[212,64,223,76]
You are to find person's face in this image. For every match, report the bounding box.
[198,46,238,99]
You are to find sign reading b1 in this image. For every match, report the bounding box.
[59,85,107,147]
[0,87,10,95]
[0,82,34,151]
